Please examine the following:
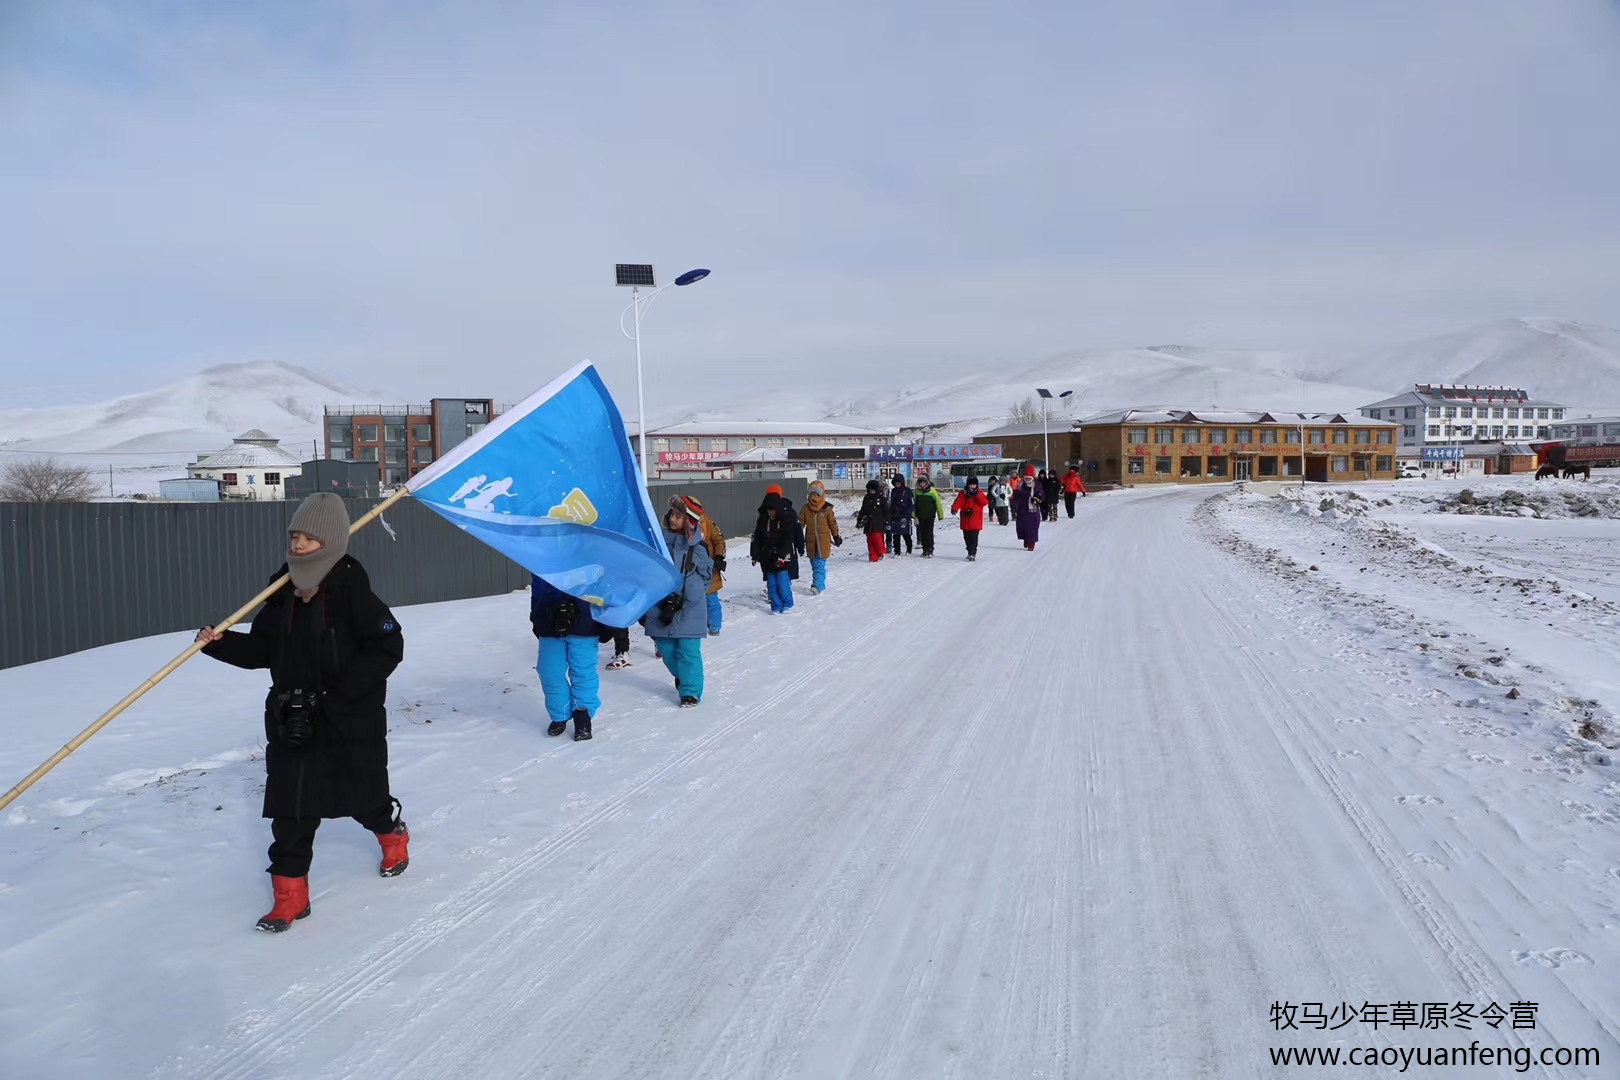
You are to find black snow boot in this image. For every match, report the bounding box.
[572,709,593,741]
[547,720,568,737]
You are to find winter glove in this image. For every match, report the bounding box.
[714,555,727,573]
[531,620,542,639]
[833,535,843,547]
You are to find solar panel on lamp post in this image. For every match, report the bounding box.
[617,265,711,484]
[1036,388,1073,472]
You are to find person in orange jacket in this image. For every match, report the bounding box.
[1061,467,1087,518]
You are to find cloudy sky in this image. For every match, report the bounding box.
[3,0,1619,413]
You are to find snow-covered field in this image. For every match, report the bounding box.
[2,487,1616,1078]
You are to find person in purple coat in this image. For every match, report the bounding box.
[1013,464,1042,551]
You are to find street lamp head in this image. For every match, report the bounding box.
[1036,388,1053,399]
[1059,390,1073,399]
[674,268,711,287]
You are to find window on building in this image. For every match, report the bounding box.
[1331,429,1348,444]
[1351,430,1369,444]
[1553,409,1565,420]
[264,472,281,486]
[327,422,351,443]
[1235,428,1254,444]
[1258,457,1279,477]
[652,438,670,452]
[1283,458,1301,476]
[1353,455,1371,473]
[1128,458,1145,475]
[1506,408,1520,419]
[1155,456,1171,475]
[357,424,379,443]
[793,438,810,447]
[1128,427,1149,444]
[844,438,862,447]
[1428,406,1441,417]
[1176,428,1197,444]
[737,437,756,451]
[414,446,433,464]
[359,447,379,462]
[1427,425,1441,437]
[1605,425,1620,437]
[1375,430,1392,444]
[1537,426,1551,438]
[1307,429,1325,445]
[1403,426,1417,439]
[385,468,407,486]
[386,447,406,464]
[1180,457,1202,477]
[1503,426,1517,438]
[1376,456,1393,472]
[1579,424,1599,437]
[330,447,351,461]
[1259,429,1278,445]
[1490,426,1503,438]
[1457,425,1473,437]
[222,473,239,486]
[768,438,785,448]
[1404,407,1416,420]
[682,438,700,451]
[1285,429,1302,444]
[1331,456,1349,473]
[1491,408,1504,419]
[1207,456,1228,478]
[1460,407,1474,418]
[412,424,432,443]
[821,437,837,447]
[1207,428,1227,444]
[1536,408,1549,419]
[1155,427,1175,444]
[385,424,405,443]
[1443,407,1457,419]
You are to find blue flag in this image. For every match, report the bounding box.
[407,361,678,627]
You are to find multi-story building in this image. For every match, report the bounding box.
[323,399,501,488]
[1016,409,1401,485]
[1357,385,1567,461]
[187,429,304,499]
[638,422,898,479]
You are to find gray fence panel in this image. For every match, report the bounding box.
[0,478,795,670]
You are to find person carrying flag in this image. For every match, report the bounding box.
[194,492,409,933]
[649,496,714,707]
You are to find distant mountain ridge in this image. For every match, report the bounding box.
[0,361,386,455]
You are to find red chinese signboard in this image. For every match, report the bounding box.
[658,450,729,464]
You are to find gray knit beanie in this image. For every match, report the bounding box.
[287,492,350,590]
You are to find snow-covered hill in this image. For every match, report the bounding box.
[0,361,385,456]
[1304,318,1620,410]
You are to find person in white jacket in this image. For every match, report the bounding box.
[989,477,1013,526]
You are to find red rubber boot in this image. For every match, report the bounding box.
[377,821,410,877]
[257,875,310,933]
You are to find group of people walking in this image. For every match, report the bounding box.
[194,467,1091,934]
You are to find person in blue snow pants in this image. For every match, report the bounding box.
[751,491,798,614]
[647,497,714,705]
[799,480,841,593]
[530,575,603,740]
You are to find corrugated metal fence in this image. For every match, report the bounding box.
[0,477,807,671]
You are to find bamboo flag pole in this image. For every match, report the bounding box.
[0,488,412,814]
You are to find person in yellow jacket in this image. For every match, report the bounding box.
[680,494,727,635]
[798,480,843,594]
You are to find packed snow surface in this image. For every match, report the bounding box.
[1,486,1617,1078]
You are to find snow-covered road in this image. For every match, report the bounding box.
[2,487,1615,1078]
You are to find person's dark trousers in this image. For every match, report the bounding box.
[995,506,1010,526]
[1065,492,1077,517]
[916,516,936,556]
[613,627,630,654]
[964,529,981,558]
[269,801,399,877]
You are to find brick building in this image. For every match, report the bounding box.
[977,410,1401,485]
[323,399,502,488]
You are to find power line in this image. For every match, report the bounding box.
[0,447,210,457]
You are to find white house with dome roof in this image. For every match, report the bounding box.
[186,429,305,499]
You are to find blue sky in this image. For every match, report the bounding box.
[3,0,1619,411]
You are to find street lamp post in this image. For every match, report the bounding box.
[1035,388,1073,470]
[616,264,711,484]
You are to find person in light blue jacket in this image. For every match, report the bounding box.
[646,496,714,707]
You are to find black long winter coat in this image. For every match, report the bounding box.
[855,491,889,535]
[204,556,403,820]
[752,498,806,581]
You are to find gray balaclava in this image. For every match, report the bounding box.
[286,492,350,590]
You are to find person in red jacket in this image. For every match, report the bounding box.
[950,475,989,561]
[1062,466,1087,518]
